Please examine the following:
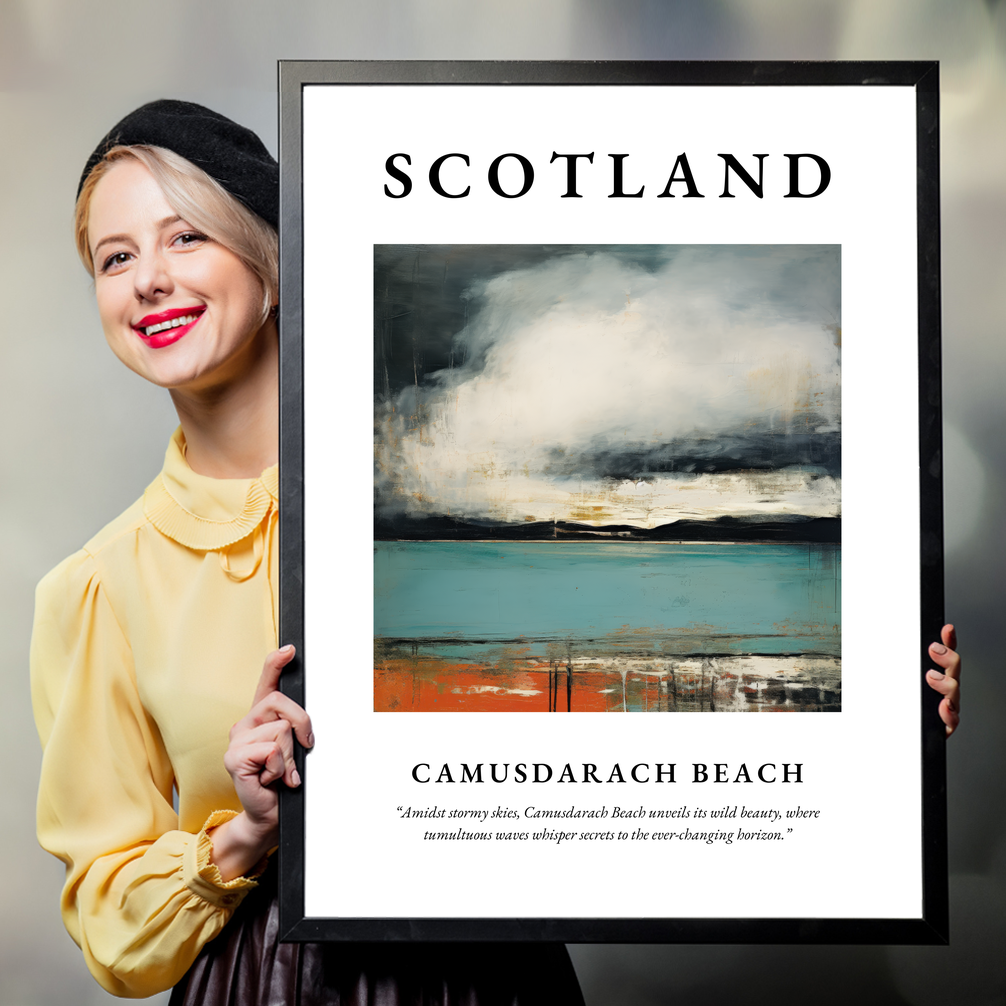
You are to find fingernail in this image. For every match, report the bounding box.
[292,768,301,787]
[280,644,295,655]
[306,732,315,748]
[928,670,944,680]
[931,643,947,655]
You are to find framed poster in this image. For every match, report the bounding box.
[277,61,946,943]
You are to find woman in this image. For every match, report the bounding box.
[31,100,586,1003]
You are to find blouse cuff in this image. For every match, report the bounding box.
[183,810,269,909]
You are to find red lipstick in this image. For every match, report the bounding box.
[133,306,206,349]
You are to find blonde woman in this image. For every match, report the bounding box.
[32,100,585,1004]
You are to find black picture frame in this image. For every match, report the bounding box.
[277,60,945,944]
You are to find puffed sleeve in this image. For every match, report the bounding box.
[31,549,261,998]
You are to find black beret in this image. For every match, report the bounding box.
[78,99,278,228]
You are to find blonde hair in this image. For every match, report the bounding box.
[75,145,278,322]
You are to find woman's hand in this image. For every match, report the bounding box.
[926,624,961,738]
[209,645,314,881]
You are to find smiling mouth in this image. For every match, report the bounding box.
[135,307,206,338]
[131,307,207,349]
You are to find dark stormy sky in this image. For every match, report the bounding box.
[374,245,841,526]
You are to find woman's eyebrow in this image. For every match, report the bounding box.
[92,216,185,257]
[91,232,133,256]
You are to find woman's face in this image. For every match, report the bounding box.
[87,158,270,393]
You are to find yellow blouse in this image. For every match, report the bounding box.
[31,429,279,998]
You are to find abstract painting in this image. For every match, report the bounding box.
[374,245,841,712]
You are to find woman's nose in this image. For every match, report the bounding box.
[133,249,173,302]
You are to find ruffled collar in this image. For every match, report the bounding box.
[143,428,278,551]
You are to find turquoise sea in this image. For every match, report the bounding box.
[374,541,840,659]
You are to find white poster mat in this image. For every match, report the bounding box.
[300,84,919,920]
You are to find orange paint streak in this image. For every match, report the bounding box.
[373,656,717,712]
[375,657,620,711]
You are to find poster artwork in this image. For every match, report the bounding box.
[373,244,841,713]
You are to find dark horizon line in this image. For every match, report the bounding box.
[376,639,838,656]
[374,514,841,544]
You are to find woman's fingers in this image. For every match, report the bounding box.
[925,667,959,703]
[927,623,961,737]
[218,647,309,848]
[223,644,312,816]
[941,623,958,654]
[925,684,961,736]
[258,742,289,788]
[252,644,296,706]
[255,691,313,749]
[928,631,961,683]
[224,738,287,788]
[242,644,314,749]
[230,719,302,788]
[232,689,314,750]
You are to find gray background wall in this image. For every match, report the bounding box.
[1,2,1002,1003]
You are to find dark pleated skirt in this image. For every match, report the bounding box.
[169,869,584,1006]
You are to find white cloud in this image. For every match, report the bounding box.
[377,247,841,525]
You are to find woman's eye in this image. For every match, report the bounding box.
[173,231,208,248]
[101,251,132,273]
